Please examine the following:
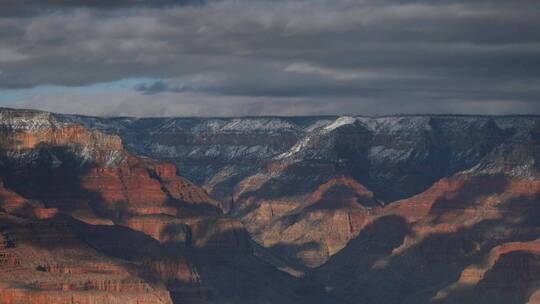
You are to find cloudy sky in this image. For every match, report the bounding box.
[0,0,539,116]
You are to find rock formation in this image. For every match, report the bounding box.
[2,108,540,303]
[0,108,325,304]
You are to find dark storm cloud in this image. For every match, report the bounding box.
[5,0,204,6]
[0,0,539,115]
[0,0,205,16]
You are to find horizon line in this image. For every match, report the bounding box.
[2,106,540,120]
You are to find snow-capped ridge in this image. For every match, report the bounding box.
[275,116,357,160]
[0,109,63,131]
[322,116,357,132]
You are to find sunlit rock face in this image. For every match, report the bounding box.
[3,108,540,304]
[0,108,327,304]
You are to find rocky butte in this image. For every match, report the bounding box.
[1,107,540,303]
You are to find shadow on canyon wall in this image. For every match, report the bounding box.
[307,189,540,304]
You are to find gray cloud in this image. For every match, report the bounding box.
[0,0,206,16]
[0,0,539,115]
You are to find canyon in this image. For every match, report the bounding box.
[1,108,540,303]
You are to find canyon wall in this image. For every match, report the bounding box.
[2,108,540,303]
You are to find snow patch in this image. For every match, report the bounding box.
[221,118,297,132]
[275,136,311,159]
[369,146,414,163]
[323,116,356,132]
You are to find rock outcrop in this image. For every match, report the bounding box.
[0,212,173,304]
[0,108,320,304]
